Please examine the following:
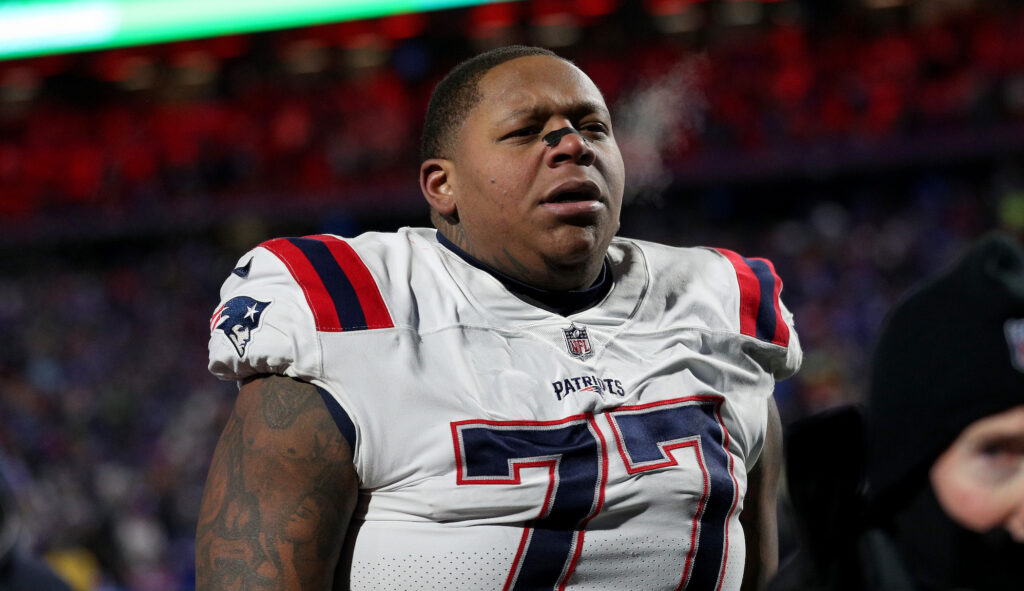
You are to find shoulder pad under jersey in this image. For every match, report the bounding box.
[709,247,803,379]
[208,234,394,382]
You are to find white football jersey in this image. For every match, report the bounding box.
[208,227,801,591]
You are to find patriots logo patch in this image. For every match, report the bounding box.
[211,296,271,358]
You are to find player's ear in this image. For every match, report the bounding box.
[420,158,457,219]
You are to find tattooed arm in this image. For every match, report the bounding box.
[196,375,358,591]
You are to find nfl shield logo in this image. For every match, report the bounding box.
[563,323,594,361]
[1004,318,1024,373]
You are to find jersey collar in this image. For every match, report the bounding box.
[436,231,613,317]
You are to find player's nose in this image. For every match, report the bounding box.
[544,126,595,167]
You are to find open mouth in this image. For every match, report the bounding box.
[542,181,602,205]
[540,183,605,217]
[546,190,598,203]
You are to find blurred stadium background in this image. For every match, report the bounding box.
[2,0,1023,588]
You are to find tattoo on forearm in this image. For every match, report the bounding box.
[196,376,356,590]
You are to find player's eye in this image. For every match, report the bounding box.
[580,121,609,135]
[500,126,542,141]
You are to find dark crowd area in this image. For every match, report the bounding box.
[2,0,1024,588]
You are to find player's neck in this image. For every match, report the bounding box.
[436,231,612,316]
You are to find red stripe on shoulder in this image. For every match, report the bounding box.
[712,248,762,341]
[309,235,393,329]
[260,237,343,331]
[749,256,790,347]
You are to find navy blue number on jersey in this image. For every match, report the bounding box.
[452,416,606,590]
[451,395,738,591]
[606,397,739,590]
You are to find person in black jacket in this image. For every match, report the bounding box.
[774,232,1024,591]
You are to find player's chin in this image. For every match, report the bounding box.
[543,224,611,264]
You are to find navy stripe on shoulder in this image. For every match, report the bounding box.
[289,237,369,331]
[744,257,780,343]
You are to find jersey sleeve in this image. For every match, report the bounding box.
[208,234,396,383]
[207,243,323,383]
[209,234,397,466]
[711,247,803,380]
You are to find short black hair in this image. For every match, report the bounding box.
[420,45,562,162]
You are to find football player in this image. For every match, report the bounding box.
[197,45,801,590]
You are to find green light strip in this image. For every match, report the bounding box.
[0,0,502,60]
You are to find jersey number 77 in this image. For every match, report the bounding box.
[451,395,739,591]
